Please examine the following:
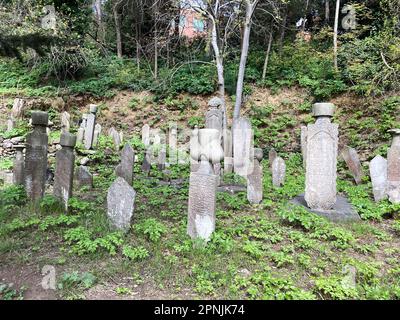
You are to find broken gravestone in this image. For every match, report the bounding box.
[75,165,93,188]
[247,148,263,204]
[115,143,135,185]
[369,155,388,202]
[341,146,363,185]
[272,156,286,187]
[13,144,25,185]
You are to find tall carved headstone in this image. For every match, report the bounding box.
[107,177,136,232]
[272,156,286,187]
[387,129,400,204]
[305,103,338,210]
[13,145,25,185]
[188,129,223,242]
[301,126,308,168]
[205,98,223,178]
[54,133,76,209]
[115,143,135,185]
[247,148,263,204]
[341,146,363,185]
[370,155,388,202]
[233,117,254,177]
[25,111,48,201]
[84,105,97,150]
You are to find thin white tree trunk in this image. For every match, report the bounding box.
[333,0,340,71]
[262,32,273,82]
[113,2,122,58]
[233,0,258,119]
[325,0,330,22]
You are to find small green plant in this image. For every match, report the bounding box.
[134,218,167,242]
[122,245,149,261]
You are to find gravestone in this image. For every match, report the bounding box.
[75,166,93,188]
[387,129,400,204]
[115,143,135,185]
[61,111,70,133]
[13,145,25,185]
[305,103,338,210]
[369,155,388,202]
[272,156,286,187]
[92,123,102,147]
[142,124,150,147]
[223,129,233,174]
[107,177,136,232]
[190,127,201,172]
[233,117,254,177]
[205,97,223,132]
[301,126,307,168]
[247,148,263,204]
[269,148,277,169]
[76,126,85,145]
[341,146,363,185]
[54,133,76,210]
[108,127,121,150]
[141,149,151,175]
[187,129,223,242]
[158,148,167,171]
[24,111,48,201]
[84,105,97,150]
[12,98,25,119]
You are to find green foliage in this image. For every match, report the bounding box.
[134,218,167,243]
[314,275,359,300]
[0,185,27,215]
[58,271,96,290]
[122,245,149,261]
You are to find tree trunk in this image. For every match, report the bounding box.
[278,5,287,55]
[94,0,105,43]
[210,16,227,129]
[153,0,158,79]
[333,0,340,71]
[233,1,257,119]
[262,32,273,82]
[325,0,330,23]
[113,2,122,58]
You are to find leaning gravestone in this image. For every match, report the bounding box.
[387,129,400,204]
[107,177,136,232]
[115,143,135,185]
[301,126,307,168]
[75,165,93,188]
[233,117,254,177]
[247,148,263,204]
[188,129,223,242]
[84,105,97,150]
[272,156,286,187]
[24,111,48,201]
[305,103,338,210]
[141,149,151,175]
[341,146,363,185]
[54,133,76,210]
[13,144,25,185]
[370,155,388,202]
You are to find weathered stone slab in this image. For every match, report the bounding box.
[13,145,25,185]
[247,148,263,204]
[11,98,25,119]
[115,143,135,185]
[92,123,102,147]
[158,148,166,171]
[223,129,233,174]
[269,148,277,169]
[76,127,85,145]
[108,127,121,150]
[107,177,136,232]
[141,149,151,174]
[388,129,400,204]
[205,97,223,132]
[24,111,48,201]
[187,160,217,242]
[233,117,254,177]
[54,133,76,209]
[305,103,338,210]
[61,111,70,133]
[301,126,307,168]
[84,105,97,150]
[272,156,286,187]
[142,124,150,147]
[341,146,363,185]
[290,194,360,223]
[75,165,93,188]
[369,155,388,202]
